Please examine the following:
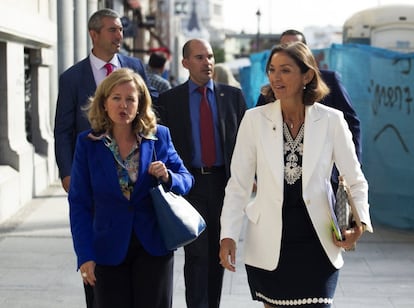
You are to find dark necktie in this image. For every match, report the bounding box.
[198,86,216,167]
[104,63,113,76]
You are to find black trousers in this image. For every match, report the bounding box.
[184,169,226,308]
[84,283,94,308]
[93,233,174,308]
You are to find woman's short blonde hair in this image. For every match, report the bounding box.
[85,68,157,136]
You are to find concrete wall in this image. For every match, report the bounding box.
[0,0,57,223]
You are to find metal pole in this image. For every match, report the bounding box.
[256,9,261,51]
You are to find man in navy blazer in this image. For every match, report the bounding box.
[53,8,157,308]
[154,39,246,308]
[54,8,157,193]
[256,29,361,191]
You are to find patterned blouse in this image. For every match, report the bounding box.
[88,132,141,200]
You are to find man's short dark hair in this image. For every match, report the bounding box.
[148,52,167,69]
[280,29,307,45]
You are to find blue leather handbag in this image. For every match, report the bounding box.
[150,182,206,250]
[150,148,206,250]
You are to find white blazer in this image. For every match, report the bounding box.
[220,100,372,271]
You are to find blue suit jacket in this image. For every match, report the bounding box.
[68,125,193,268]
[54,54,159,179]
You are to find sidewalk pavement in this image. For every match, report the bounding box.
[1,183,414,308]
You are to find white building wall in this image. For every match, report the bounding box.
[0,0,57,223]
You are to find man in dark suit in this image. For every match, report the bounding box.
[154,38,246,308]
[256,29,361,191]
[53,8,157,308]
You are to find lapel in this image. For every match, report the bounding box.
[135,136,154,191]
[94,140,121,194]
[302,103,328,190]
[179,82,194,149]
[131,137,154,200]
[214,83,226,143]
[260,101,285,189]
[81,58,97,98]
[117,54,131,69]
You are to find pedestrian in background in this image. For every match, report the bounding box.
[220,42,372,308]
[146,52,172,93]
[53,8,158,307]
[69,68,193,308]
[213,63,241,88]
[155,38,246,308]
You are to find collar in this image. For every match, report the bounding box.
[188,79,214,94]
[89,52,120,71]
[87,128,158,143]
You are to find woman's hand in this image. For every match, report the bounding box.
[219,238,237,272]
[333,225,364,251]
[79,260,96,286]
[149,161,169,183]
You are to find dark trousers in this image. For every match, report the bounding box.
[184,169,226,308]
[84,283,94,308]
[93,233,174,308]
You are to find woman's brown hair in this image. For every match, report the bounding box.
[265,42,330,105]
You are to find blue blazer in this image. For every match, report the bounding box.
[54,54,159,180]
[68,125,194,268]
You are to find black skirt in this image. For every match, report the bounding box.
[246,178,339,307]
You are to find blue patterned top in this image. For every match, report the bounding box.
[88,132,140,200]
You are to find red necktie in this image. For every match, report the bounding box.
[104,63,113,76]
[198,87,216,167]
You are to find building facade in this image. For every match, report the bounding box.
[0,0,57,222]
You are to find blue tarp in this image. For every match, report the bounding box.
[240,44,414,230]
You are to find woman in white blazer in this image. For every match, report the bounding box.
[219,42,372,308]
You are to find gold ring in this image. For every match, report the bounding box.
[81,272,87,278]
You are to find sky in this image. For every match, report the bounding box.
[223,0,414,34]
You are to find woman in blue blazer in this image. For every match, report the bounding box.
[69,68,193,308]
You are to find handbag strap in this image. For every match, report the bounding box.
[151,145,163,186]
[152,146,157,162]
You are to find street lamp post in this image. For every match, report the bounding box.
[256,9,261,51]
